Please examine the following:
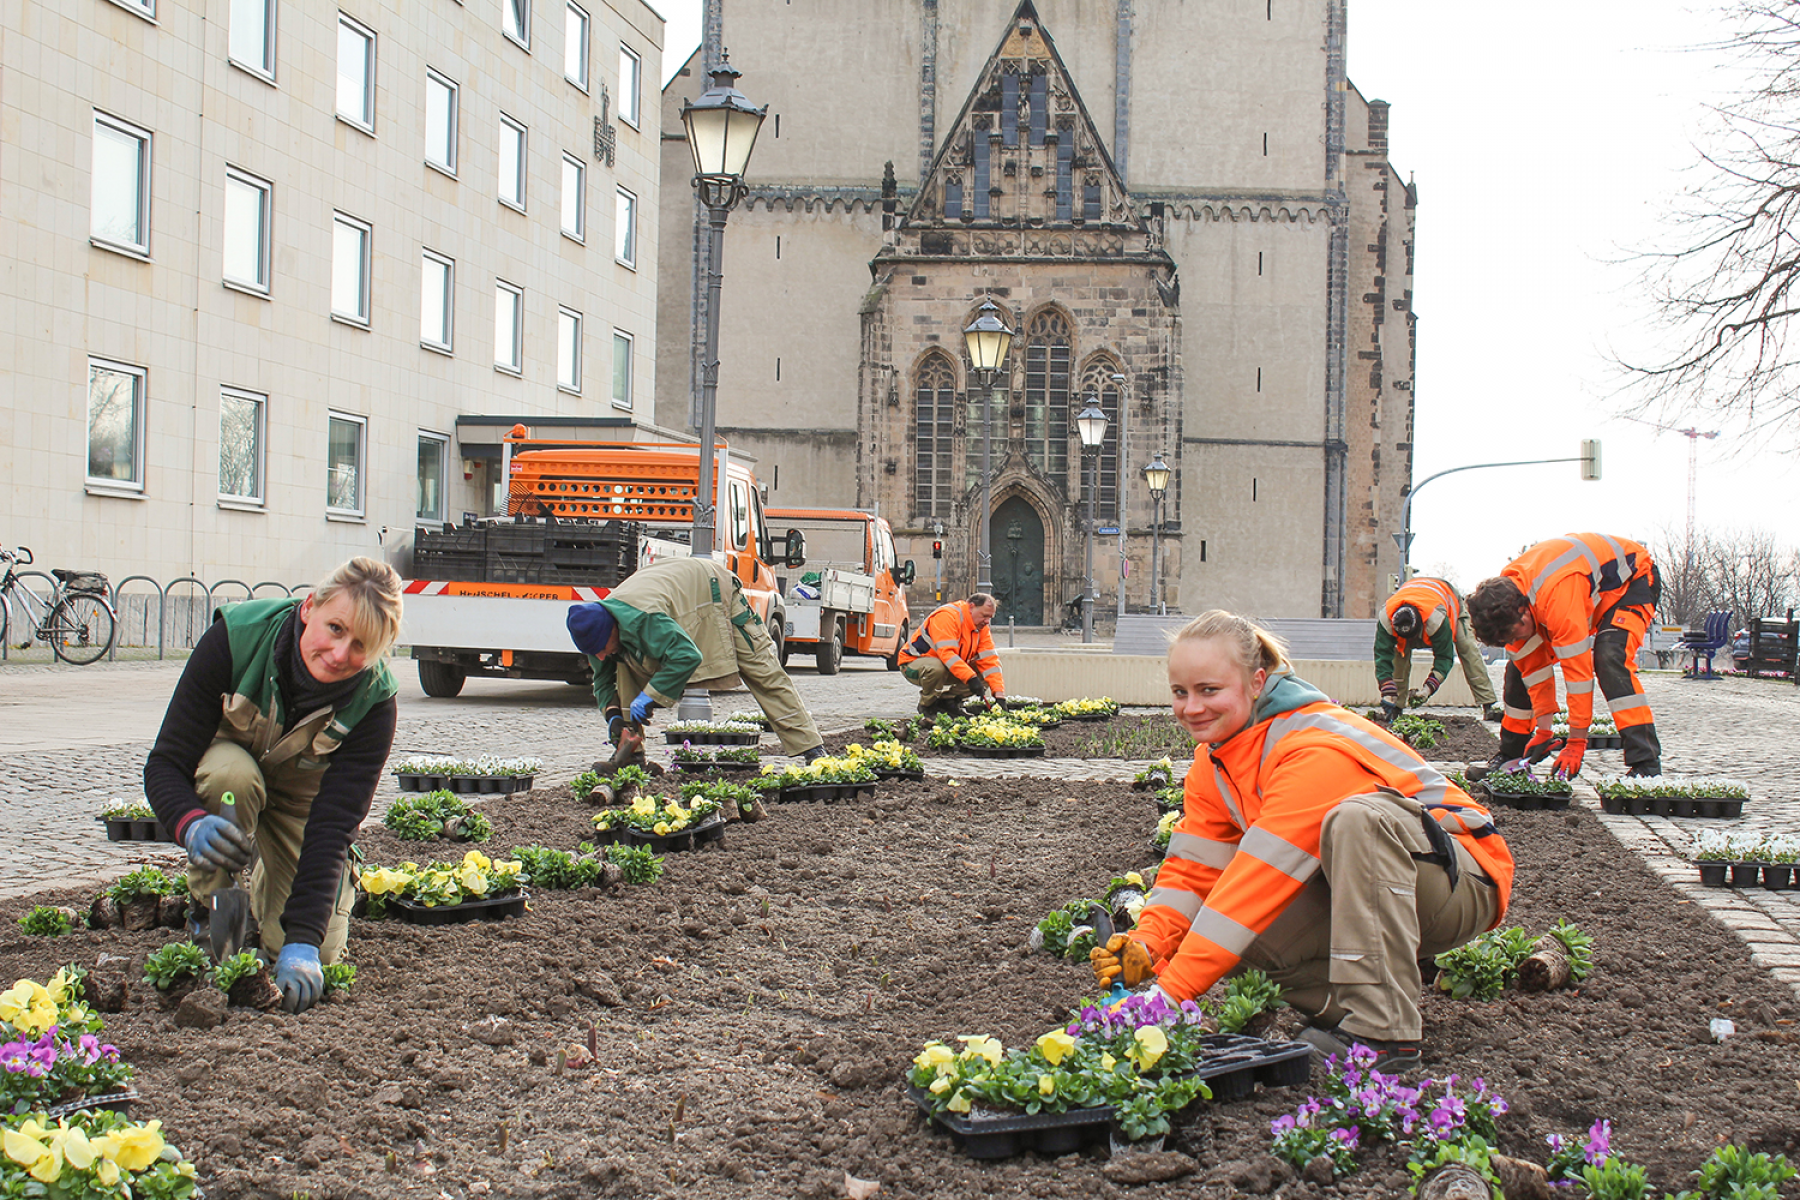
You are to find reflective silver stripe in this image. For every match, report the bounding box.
[1239,826,1319,882]
[1521,665,1556,687]
[1607,693,1651,717]
[1167,831,1237,870]
[1211,761,1247,829]
[1507,634,1544,660]
[1145,886,1204,922]
[974,650,999,664]
[1423,608,1449,636]
[1524,540,1591,601]
[1565,680,1594,697]
[1553,636,1594,659]
[1503,703,1534,719]
[980,665,1003,680]
[1260,709,1450,806]
[931,638,958,650]
[1189,906,1259,956]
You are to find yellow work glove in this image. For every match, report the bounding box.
[1089,934,1155,989]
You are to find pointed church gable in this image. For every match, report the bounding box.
[903,0,1145,253]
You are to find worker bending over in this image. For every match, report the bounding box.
[897,593,1007,718]
[1374,575,1501,723]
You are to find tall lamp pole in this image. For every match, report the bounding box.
[1076,395,1109,643]
[962,299,1014,593]
[680,54,766,558]
[1141,450,1170,615]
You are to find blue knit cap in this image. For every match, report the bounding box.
[566,601,617,655]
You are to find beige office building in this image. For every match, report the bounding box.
[658,0,1414,621]
[0,0,664,589]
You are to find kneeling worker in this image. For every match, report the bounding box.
[567,556,825,765]
[897,593,1007,717]
[144,556,404,1015]
[1375,575,1501,723]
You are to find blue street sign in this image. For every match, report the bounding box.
[1096,525,1120,535]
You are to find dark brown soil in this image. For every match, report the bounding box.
[4,753,1799,1200]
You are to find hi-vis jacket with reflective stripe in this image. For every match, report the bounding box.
[1134,669,1515,1003]
[897,601,1005,693]
[1375,577,1462,684]
[1501,533,1655,734]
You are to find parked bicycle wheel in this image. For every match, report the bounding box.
[50,594,115,665]
[0,594,9,651]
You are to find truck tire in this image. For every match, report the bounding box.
[418,658,466,698]
[770,614,788,669]
[886,620,908,671]
[816,617,844,676]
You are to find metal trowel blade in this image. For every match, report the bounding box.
[210,886,250,961]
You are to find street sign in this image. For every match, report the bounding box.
[1096,525,1119,535]
[1392,532,1414,554]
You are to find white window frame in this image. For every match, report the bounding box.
[614,185,637,268]
[326,410,368,517]
[561,153,586,242]
[564,1,589,91]
[421,249,454,352]
[218,386,267,507]
[86,358,147,494]
[557,306,582,393]
[495,280,524,375]
[498,114,527,212]
[502,0,530,50]
[335,12,376,133]
[228,0,277,81]
[611,329,633,411]
[330,211,372,327]
[617,44,641,128]
[221,166,273,294]
[424,69,458,176]
[416,430,450,522]
[104,0,156,20]
[90,112,152,258]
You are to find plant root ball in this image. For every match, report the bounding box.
[1519,935,1572,993]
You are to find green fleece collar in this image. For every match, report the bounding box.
[1249,668,1329,724]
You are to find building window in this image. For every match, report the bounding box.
[87,359,145,490]
[1079,359,1123,513]
[617,44,641,127]
[972,126,991,219]
[91,113,151,256]
[913,352,956,518]
[425,70,457,174]
[611,329,632,409]
[336,13,375,131]
[421,250,453,350]
[1023,309,1073,482]
[1056,128,1074,221]
[558,307,582,392]
[502,0,529,49]
[327,411,366,515]
[222,167,272,292]
[499,115,527,210]
[229,0,276,79]
[561,153,585,241]
[495,280,523,373]
[107,0,155,17]
[564,1,589,90]
[330,212,371,325]
[417,431,448,522]
[614,186,636,267]
[218,387,266,503]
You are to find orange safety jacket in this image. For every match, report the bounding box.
[1502,533,1657,735]
[1134,670,1514,1003]
[897,601,1005,694]
[1377,577,1462,681]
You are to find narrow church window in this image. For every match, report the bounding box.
[1024,309,1073,482]
[1263,132,1268,157]
[946,179,963,220]
[1201,540,1207,562]
[1001,73,1019,147]
[1080,360,1123,513]
[974,134,992,218]
[1267,0,1272,18]
[1258,251,1264,276]
[1029,74,1047,145]
[914,353,958,517]
[1257,367,1263,392]
[1253,479,1259,502]
[775,113,781,138]
[776,235,782,260]
[1056,135,1073,220]
[1083,183,1101,222]
[776,357,782,382]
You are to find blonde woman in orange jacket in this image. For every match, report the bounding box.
[1091,611,1515,1073]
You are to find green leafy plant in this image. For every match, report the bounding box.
[18,905,75,937]
[384,790,489,841]
[681,779,761,816]
[449,810,494,843]
[212,950,264,993]
[1389,714,1446,750]
[322,962,357,995]
[864,717,923,742]
[1480,769,1574,798]
[1548,919,1595,983]
[98,801,157,821]
[1032,899,1107,959]
[1215,969,1283,1033]
[1434,926,1535,1000]
[1579,1153,1651,1200]
[1132,757,1176,790]
[1116,1076,1207,1142]
[143,943,212,991]
[1406,1136,1501,1197]
[671,744,761,766]
[1676,1144,1798,1200]
[105,866,181,905]
[604,843,664,885]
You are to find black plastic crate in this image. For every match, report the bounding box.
[488,524,547,554]
[415,525,488,554]
[414,549,487,580]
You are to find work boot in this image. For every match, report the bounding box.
[800,745,826,764]
[1481,704,1503,723]
[1466,728,1528,781]
[1297,1024,1423,1074]
[1625,759,1663,779]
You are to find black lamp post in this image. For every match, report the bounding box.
[1141,450,1171,615]
[1076,395,1109,643]
[962,298,1014,593]
[680,54,766,557]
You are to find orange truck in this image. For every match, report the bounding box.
[765,508,913,674]
[401,429,806,697]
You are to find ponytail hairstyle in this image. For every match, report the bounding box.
[308,555,404,660]
[1170,610,1291,685]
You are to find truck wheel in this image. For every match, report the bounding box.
[816,618,844,676]
[886,621,908,671]
[418,658,466,698]
[771,618,788,669]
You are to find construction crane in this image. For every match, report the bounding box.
[1623,417,1720,572]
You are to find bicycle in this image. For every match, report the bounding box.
[0,547,118,665]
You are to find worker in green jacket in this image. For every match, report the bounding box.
[1374,576,1501,723]
[566,557,824,764]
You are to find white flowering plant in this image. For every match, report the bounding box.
[392,754,542,777]
[1593,775,1750,800]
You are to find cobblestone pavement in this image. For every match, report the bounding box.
[5,653,1798,999]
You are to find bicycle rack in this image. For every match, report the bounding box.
[1,570,60,663]
[208,580,252,609]
[109,575,163,662]
[160,577,209,660]
[250,581,294,598]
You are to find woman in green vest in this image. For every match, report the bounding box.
[144,556,403,1014]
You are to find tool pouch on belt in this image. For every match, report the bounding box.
[1414,810,1461,891]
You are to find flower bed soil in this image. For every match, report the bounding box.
[4,768,1800,1199]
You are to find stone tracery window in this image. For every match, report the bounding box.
[1024,309,1073,482]
[913,352,958,518]
[1079,358,1123,514]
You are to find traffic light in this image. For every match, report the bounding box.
[932,540,943,559]
[1580,438,1602,481]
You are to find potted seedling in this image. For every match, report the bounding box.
[142,942,212,1008]
[17,905,81,937]
[681,779,765,823]
[957,715,1046,758]
[755,754,879,803]
[1593,774,1751,819]
[1517,919,1595,992]
[1152,810,1179,852]
[383,790,493,843]
[95,801,170,844]
[1691,829,1738,888]
[96,867,184,932]
[670,744,761,774]
[1131,757,1177,792]
[663,718,761,747]
[357,850,527,924]
[1760,835,1798,889]
[844,739,925,781]
[1479,768,1574,811]
[592,791,726,853]
[1388,715,1446,752]
[212,949,281,1010]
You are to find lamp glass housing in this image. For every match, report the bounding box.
[1076,397,1109,448]
[1142,452,1171,495]
[681,65,766,182]
[962,299,1014,374]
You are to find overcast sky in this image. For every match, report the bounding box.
[658,1,1799,595]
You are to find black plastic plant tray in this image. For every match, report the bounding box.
[1191,1034,1314,1100]
[1480,789,1572,811]
[768,781,877,803]
[392,893,526,925]
[1598,794,1744,819]
[45,1089,139,1121]
[624,813,727,853]
[671,759,759,775]
[99,817,172,843]
[397,773,535,794]
[1586,734,1623,750]
[875,767,926,781]
[959,744,1046,758]
[1061,711,1113,723]
[664,730,761,747]
[1695,861,1795,889]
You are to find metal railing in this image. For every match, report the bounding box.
[3,568,312,664]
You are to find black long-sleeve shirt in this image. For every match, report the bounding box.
[143,618,397,948]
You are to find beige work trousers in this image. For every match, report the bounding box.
[1391,609,1499,706]
[1232,789,1501,1041]
[186,740,356,963]
[901,656,973,708]
[617,614,821,755]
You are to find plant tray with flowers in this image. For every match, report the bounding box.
[999,704,1062,730]
[1477,768,1574,811]
[2,1107,200,1199]
[1594,775,1750,819]
[755,755,878,803]
[392,755,541,794]
[593,793,726,853]
[1689,830,1797,889]
[1552,713,1622,751]
[358,850,526,925]
[841,740,925,781]
[0,969,137,1116]
[662,719,762,747]
[1054,697,1122,722]
[956,717,1047,758]
[95,801,172,844]
[669,745,762,774]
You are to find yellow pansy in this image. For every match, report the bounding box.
[593,817,613,831]
[1101,1052,1117,1072]
[1035,1031,1076,1066]
[946,1092,972,1114]
[454,862,491,896]
[913,1043,955,1071]
[1038,1074,1056,1097]
[630,795,657,816]
[93,1120,165,1171]
[360,867,415,897]
[955,1035,1003,1066]
[1123,872,1143,887]
[460,850,492,872]
[653,822,670,835]
[0,980,57,1035]
[55,1125,94,1172]
[1129,1026,1168,1071]
[95,1157,121,1187]
[496,860,522,877]
[45,967,77,1008]
[928,1075,953,1095]
[4,1120,59,1183]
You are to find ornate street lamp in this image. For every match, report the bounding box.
[680,53,766,557]
[962,298,1014,592]
[1141,450,1171,615]
[1076,395,1109,643]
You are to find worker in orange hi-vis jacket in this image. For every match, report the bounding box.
[1374,576,1500,723]
[896,593,1007,718]
[1089,611,1514,1075]
[1465,533,1663,780]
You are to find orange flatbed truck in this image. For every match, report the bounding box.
[765,508,914,674]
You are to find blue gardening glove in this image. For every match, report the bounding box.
[629,690,656,724]
[183,813,252,873]
[274,943,324,1014]
[606,712,626,746]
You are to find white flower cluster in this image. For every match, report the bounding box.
[1592,774,1751,799]
[393,754,543,776]
[666,717,763,734]
[1692,828,1800,863]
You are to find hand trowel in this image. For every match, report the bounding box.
[209,791,252,961]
